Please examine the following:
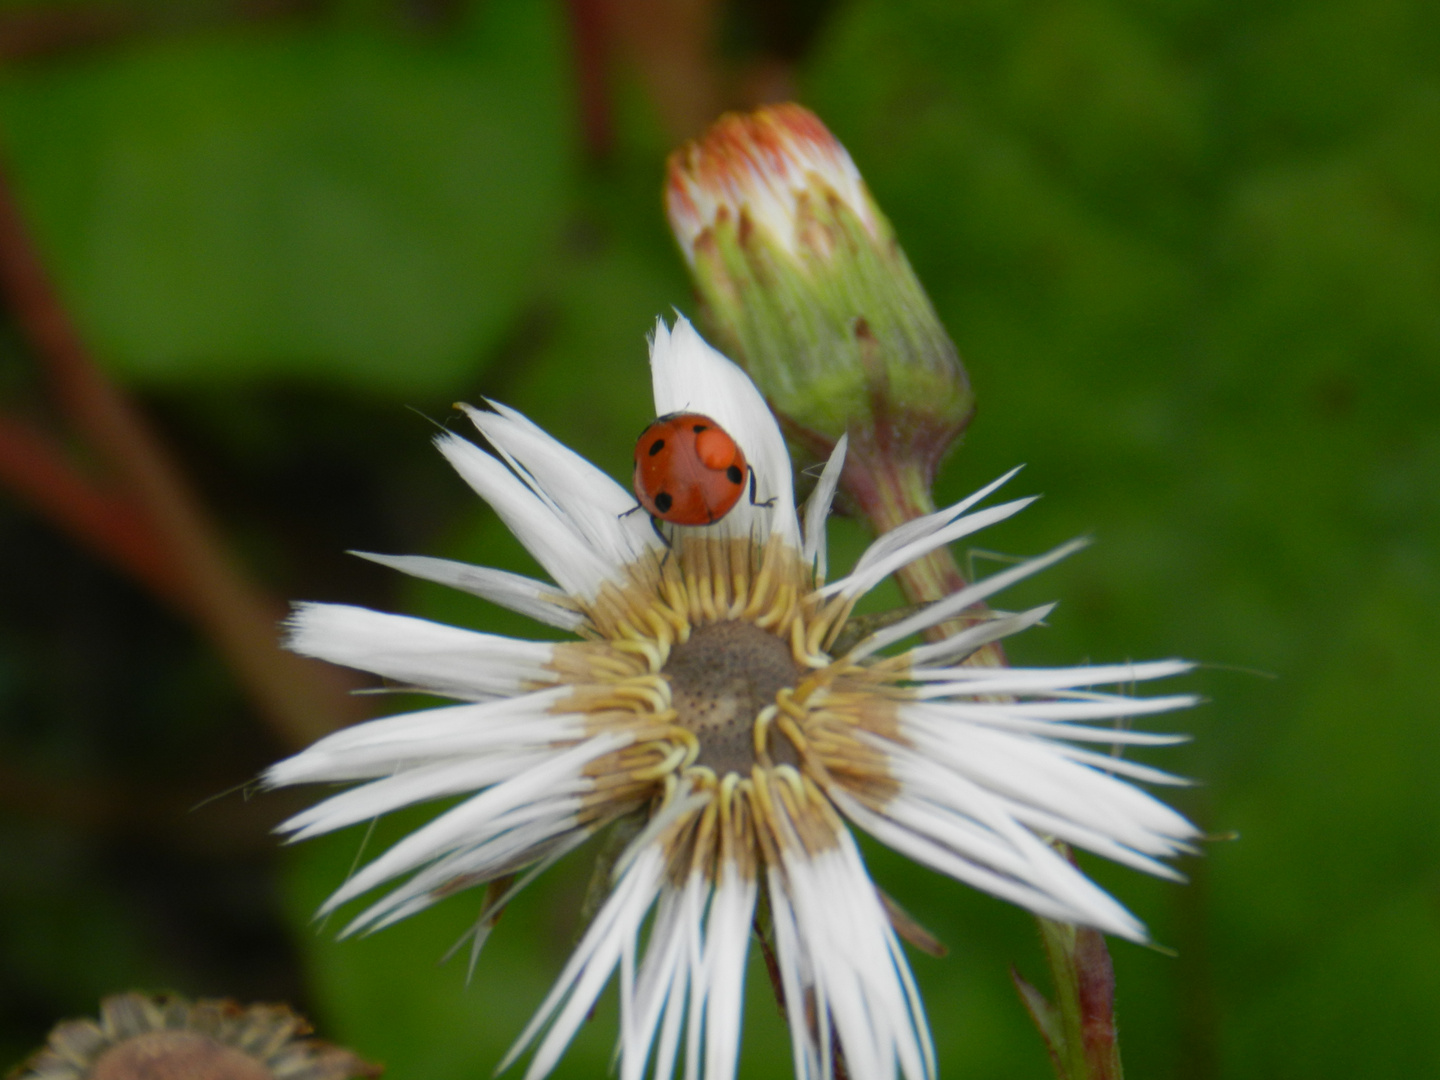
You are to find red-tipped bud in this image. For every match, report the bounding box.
[665,104,974,511]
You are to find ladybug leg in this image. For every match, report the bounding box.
[622,503,672,569]
[747,467,776,509]
[651,518,677,572]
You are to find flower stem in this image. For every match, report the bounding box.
[1013,919,1123,1080]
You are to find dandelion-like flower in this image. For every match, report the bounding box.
[12,992,379,1080]
[267,316,1197,1080]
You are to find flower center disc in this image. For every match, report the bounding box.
[91,1031,274,1080]
[662,620,803,775]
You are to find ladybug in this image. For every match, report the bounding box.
[632,412,749,525]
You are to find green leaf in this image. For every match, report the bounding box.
[0,0,571,395]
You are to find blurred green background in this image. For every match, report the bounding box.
[1,0,1437,1077]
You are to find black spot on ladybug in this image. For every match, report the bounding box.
[654,491,673,513]
[692,423,708,433]
[726,465,743,484]
[648,438,666,456]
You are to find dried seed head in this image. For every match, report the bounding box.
[10,993,380,1080]
[663,619,803,774]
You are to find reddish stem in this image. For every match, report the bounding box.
[1073,927,1121,1078]
[0,0,321,63]
[0,413,186,606]
[0,164,359,749]
[565,0,614,159]
[0,2,138,61]
[607,0,722,141]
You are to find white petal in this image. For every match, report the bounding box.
[906,693,1198,723]
[436,432,620,602]
[276,748,561,840]
[833,466,1025,592]
[871,743,1153,935]
[700,865,757,1080]
[768,825,933,1080]
[888,604,1057,667]
[285,602,557,700]
[1055,743,1197,786]
[821,496,1038,601]
[448,829,597,979]
[266,687,574,785]
[848,539,1085,658]
[502,843,667,1080]
[648,316,801,549]
[460,401,665,572]
[802,435,848,584]
[320,732,630,914]
[898,706,1198,846]
[661,874,707,1080]
[912,717,1189,746]
[991,799,1188,880]
[907,659,1195,691]
[623,874,704,1080]
[843,601,1054,668]
[344,809,593,936]
[766,874,824,1080]
[350,551,585,631]
[829,787,1115,931]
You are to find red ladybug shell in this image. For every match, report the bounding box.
[632,412,747,525]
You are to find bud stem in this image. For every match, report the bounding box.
[844,453,1006,665]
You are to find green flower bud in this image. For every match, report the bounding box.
[665,104,975,505]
